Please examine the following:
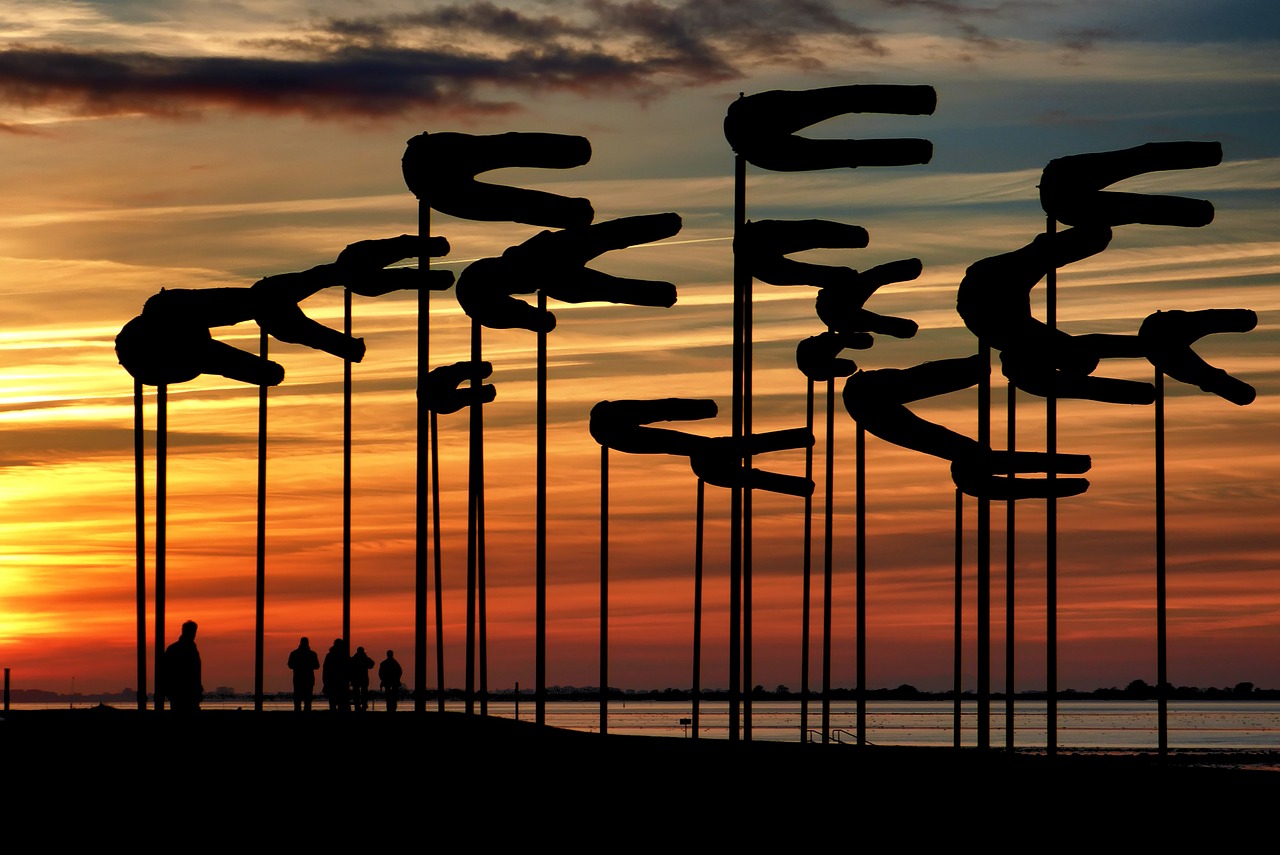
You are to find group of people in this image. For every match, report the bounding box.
[287,637,403,712]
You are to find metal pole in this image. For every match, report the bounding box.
[1006,384,1017,750]
[431,409,445,712]
[856,423,866,745]
[134,379,146,711]
[743,246,754,741]
[466,320,480,715]
[821,376,834,744]
[692,479,704,739]
[154,383,167,711]
[478,393,488,718]
[1046,214,1058,755]
[801,378,814,740]
[255,330,268,712]
[415,200,431,713]
[954,487,963,747]
[1156,368,1168,758]
[729,152,746,741]
[978,343,991,749]
[600,445,609,734]
[342,290,352,654]
[536,291,548,725]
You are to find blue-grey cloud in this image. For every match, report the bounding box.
[0,0,885,122]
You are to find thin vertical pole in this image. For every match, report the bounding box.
[729,152,746,741]
[692,478,704,739]
[954,488,963,747]
[478,399,488,718]
[255,330,268,712]
[466,320,480,715]
[977,343,991,749]
[415,200,431,713]
[821,376,834,744]
[743,250,754,741]
[855,423,866,745]
[600,445,609,734]
[1006,384,1017,750]
[134,380,146,711]
[154,383,167,711]
[342,290,352,653]
[1046,214,1059,755]
[801,378,814,741]
[536,291,548,725]
[1156,369,1168,758]
[431,409,445,712]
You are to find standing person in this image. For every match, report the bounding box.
[322,638,350,712]
[378,650,403,713]
[161,620,203,715]
[287,637,320,712]
[349,645,375,712]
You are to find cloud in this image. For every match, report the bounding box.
[0,0,888,123]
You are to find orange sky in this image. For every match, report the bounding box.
[0,1,1277,696]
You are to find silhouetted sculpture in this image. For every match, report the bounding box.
[323,638,350,712]
[724,84,936,171]
[402,131,594,228]
[422,361,497,414]
[816,258,923,340]
[115,236,451,386]
[378,650,403,713]
[287,636,320,713]
[1140,309,1258,405]
[689,429,815,497]
[350,645,375,712]
[161,619,202,715]
[958,227,1155,405]
[738,219,869,288]
[589,398,717,456]
[842,356,1092,499]
[1040,142,1222,228]
[795,331,867,381]
[456,214,682,333]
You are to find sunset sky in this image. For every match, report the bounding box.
[1,0,1277,698]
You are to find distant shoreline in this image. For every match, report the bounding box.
[9,679,1278,705]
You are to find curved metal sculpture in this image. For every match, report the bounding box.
[402,131,593,228]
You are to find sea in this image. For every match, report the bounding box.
[13,699,1280,752]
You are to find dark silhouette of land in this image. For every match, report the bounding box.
[0,706,1274,842]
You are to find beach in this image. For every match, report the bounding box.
[4,706,1276,842]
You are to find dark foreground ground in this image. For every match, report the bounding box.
[3,707,1277,842]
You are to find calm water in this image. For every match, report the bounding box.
[17,699,1280,752]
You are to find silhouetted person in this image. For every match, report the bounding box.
[402,131,594,228]
[350,645,374,712]
[115,235,451,387]
[161,619,202,715]
[724,84,936,171]
[323,638,350,712]
[287,636,320,713]
[378,650,403,713]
